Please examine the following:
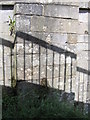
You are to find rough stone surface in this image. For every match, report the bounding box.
[15,15,31,32]
[15,3,43,15]
[31,16,78,33]
[44,5,78,19]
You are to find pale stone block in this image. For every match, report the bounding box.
[15,3,43,15]
[44,5,78,19]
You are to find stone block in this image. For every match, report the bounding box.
[44,5,78,19]
[31,16,78,33]
[67,34,77,44]
[79,12,88,23]
[31,16,45,32]
[15,3,43,16]
[79,2,89,9]
[0,10,13,24]
[77,51,88,60]
[78,22,88,35]
[15,15,31,32]
[27,32,67,46]
[76,43,88,51]
[51,33,67,45]
[78,35,88,43]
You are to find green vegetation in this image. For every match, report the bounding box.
[2,85,89,119]
[9,16,15,36]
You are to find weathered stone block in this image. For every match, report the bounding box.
[76,43,88,51]
[78,22,88,35]
[15,3,43,16]
[27,32,67,45]
[15,15,31,32]
[44,5,78,19]
[31,16,78,33]
[79,12,88,23]
[51,33,67,45]
[78,35,88,43]
[67,34,77,44]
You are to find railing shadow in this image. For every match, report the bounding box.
[0,37,14,86]
[1,31,90,114]
[76,66,90,114]
[14,31,77,92]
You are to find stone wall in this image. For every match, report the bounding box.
[0,1,90,113]
[14,2,78,95]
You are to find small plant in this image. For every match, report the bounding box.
[9,16,15,36]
